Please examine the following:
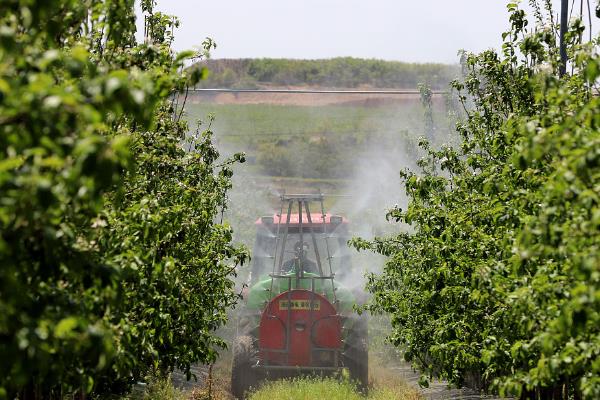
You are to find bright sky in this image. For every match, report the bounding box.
[141,0,583,64]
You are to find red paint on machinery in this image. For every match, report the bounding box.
[259,289,342,366]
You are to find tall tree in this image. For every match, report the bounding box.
[353,3,599,398]
[0,1,246,397]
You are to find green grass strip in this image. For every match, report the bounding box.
[248,377,422,400]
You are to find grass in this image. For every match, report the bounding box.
[248,376,422,400]
[186,103,428,140]
[123,375,421,400]
[248,378,361,400]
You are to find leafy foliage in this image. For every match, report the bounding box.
[0,0,246,397]
[353,3,600,398]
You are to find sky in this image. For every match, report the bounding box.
[140,0,583,64]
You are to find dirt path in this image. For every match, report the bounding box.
[185,88,444,107]
[171,364,210,391]
[389,361,505,400]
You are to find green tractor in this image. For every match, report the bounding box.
[231,194,368,399]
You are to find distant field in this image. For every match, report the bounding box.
[185,100,456,179]
[186,102,429,140]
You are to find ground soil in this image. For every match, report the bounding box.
[185,86,445,108]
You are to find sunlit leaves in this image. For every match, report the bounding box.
[357,2,600,398]
[0,0,246,397]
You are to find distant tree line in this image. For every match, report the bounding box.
[193,57,459,89]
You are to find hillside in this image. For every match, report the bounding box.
[192,57,459,90]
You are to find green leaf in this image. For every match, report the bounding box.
[55,318,79,338]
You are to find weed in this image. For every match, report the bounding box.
[247,376,421,400]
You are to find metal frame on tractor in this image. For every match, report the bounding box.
[257,193,343,373]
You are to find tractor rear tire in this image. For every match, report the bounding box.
[231,336,259,399]
[344,315,369,392]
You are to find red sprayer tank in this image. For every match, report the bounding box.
[259,289,342,367]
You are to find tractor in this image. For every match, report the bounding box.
[231,194,368,399]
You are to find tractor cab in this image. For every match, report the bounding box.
[231,194,368,399]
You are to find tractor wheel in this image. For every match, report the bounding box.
[231,336,259,399]
[344,315,369,392]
